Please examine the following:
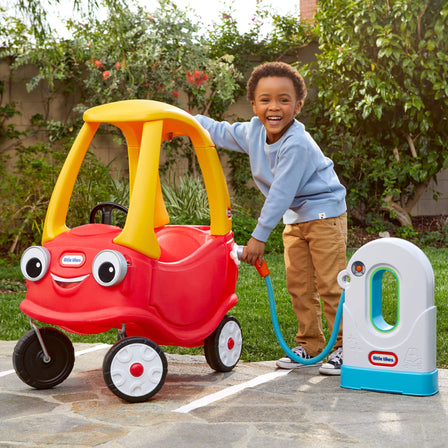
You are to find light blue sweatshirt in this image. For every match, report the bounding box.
[195,115,346,242]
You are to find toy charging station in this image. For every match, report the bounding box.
[252,235,438,397]
[338,237,438,396]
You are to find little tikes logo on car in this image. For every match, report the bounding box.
[60,254,85,267]
[369,351,398,367]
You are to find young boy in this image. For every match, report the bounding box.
[194,61,347,375]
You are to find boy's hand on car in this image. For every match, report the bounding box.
[241,238,265,267]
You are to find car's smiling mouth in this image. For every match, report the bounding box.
[51,273,90,289]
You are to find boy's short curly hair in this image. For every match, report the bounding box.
[246,62,307,104]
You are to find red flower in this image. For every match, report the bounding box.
[114,61,120,69]
[94,58,103,69]
[172,91,179,97]
[186,70,209,87]
[102,71,110,80]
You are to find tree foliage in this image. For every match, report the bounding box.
[301,0,448,227]
[4,1,242,115]
[2,0,244,174]
[2,0,448,258]
[10,0,126,38]
[0,0,245,255]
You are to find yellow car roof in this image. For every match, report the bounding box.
[43,100,232,259]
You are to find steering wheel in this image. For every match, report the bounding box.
[89,202,128,225]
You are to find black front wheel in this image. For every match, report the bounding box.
[13,327,75,389]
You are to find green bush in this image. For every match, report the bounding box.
[161,175,210,225]
[161,175,284,253]
[228,207,284,254]
[416,224,448,248]
[302,0,448,227]
[0,141,123,257]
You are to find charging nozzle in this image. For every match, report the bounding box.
[235,244,270,278]
[235,245,245,261]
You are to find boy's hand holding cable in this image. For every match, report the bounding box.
[241,237,265,267]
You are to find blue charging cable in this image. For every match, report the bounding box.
[264,272,345,365]
[235,245,345,365]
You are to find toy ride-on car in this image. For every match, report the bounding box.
[14,100,243,402]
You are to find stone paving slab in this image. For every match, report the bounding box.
[1,342,447,447]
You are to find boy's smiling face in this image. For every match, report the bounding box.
[251,76,303,144]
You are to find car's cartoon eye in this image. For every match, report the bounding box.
[92,250,127,287]
[21,246,51,281]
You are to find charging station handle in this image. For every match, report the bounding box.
[256,259,270,277]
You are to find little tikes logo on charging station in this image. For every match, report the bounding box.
[369,351,398,367]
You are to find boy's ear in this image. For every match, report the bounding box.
[295,100,303,116]
[251,100,257,114]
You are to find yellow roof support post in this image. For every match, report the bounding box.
[182,118,232,237]
[42,122,99,244]
[195,145,232,236]
[114,120,165,259]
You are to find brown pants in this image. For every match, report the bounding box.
[283,213,347,357]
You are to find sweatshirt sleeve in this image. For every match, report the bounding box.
[194,115,249,153]
[252,139,315,242]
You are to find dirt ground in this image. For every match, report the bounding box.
[348,214,448,247]
[412,215,448,231]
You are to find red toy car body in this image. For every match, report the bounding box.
[21,224,238,346]
[14,100,243,402]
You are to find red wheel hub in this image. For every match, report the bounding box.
[227,338,235,350]
[130,362,144,377]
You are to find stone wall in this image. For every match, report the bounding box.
[0,59,125,171]
[300,0,318,21]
